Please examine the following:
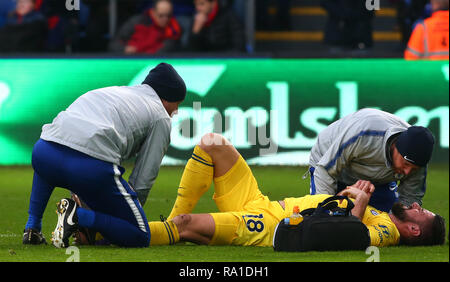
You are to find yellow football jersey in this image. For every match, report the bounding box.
[362,206,400,247]
[283,195,400,247]
[207,156,400,248]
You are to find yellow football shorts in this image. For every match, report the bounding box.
[209,155,287,247]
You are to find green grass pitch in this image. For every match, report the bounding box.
[0,164,448,262]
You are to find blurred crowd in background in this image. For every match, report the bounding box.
[0,0,448,58]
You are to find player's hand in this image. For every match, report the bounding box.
[352,180,375,195]
[337,186,371,202]
[337,186,364,199]
[337,186,370,220]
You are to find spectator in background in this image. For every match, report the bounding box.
[404,0,449,59]
[0,0,47,52]
[109,0,181,55]
[320,0,375,53]
[188,0,245,52]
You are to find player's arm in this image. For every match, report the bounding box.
[337,186,371,220]
[128,118,171,206]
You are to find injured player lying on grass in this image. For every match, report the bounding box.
[72,133,446,248]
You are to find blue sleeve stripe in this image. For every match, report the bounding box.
[191,155,214,167]
[192,153,209,163]
[324,130,386,170]
[309,167,316,195]
[163,221,174,245]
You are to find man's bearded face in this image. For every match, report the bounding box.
[391,202,408,221]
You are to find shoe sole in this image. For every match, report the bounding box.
[51,199,70,248]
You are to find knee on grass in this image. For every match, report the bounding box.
[123,229,151,248]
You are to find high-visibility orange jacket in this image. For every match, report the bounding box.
[404,10,449,60]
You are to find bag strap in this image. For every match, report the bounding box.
[316,195,354,216]
[300,208,316,217]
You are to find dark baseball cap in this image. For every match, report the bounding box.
[395,126,435,167]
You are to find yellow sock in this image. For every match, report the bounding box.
[167,146,214,220]
[149,220,180,245]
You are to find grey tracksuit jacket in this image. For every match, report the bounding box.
[309,108,427,206]
[40,84,171,205]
